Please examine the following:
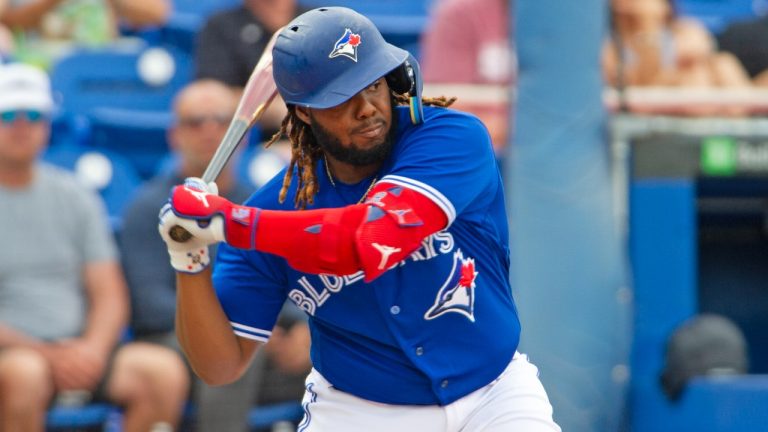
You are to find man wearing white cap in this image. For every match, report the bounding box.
[0,63,189,432]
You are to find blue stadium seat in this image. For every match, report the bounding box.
[50,43,192,117]
[173,0,241,17]
[631,375,768,432]
[43,144,144,231]
[297,0,436,55]
[161,12,203,55]
[46,402,120,431]
[248,402,304,429]
[298,0,434,16]
[87,107,173,180]
[162,1,433,57]
[160,0,241,53]
[50,111,89,149]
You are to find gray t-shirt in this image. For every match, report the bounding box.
[0,163,116,340]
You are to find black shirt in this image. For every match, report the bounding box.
[194,6,272,87]
[717,16,768,78]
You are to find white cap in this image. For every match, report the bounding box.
[0,63,54,113]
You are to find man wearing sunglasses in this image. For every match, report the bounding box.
[122,81,253,357]
[121,79,304,431]
[0,63,189,431]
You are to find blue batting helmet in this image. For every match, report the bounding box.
[272,7,424,124]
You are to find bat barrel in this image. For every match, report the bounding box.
[166,28,282,244]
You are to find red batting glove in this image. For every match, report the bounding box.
[170,178,260,250]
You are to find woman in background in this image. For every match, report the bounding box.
[603,0,749,89]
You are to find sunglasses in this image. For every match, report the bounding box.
[177,113,232,128]
[0,110,47,124]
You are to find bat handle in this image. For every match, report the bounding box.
[201,119,250,184]
[169,224,193,242]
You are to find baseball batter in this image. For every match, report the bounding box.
[159,7,560,431]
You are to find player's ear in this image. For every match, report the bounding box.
[293,105,311,125]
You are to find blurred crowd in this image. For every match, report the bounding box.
[1,0,767,430]
[0,1,310,431]
[603,0,768,116]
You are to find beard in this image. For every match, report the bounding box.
[308,105,398,167]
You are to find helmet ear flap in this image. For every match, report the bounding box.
[385,54,424,124]
[385,64,412,95]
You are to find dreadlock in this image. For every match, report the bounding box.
[264,92,457,209]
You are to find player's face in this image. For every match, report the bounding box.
[298,78,395,166]
[0,109,50,167]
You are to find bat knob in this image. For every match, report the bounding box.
[169,225,193,242]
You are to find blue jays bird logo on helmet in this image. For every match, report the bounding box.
[329,28,362,62]
[425,250,477,322]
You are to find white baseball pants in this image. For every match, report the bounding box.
[296,352,561,432]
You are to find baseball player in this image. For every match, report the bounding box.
[159,7,561,432]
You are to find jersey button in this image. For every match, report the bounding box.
[415,347,424,356]
[390,305,401,315]
[441,380,449,388]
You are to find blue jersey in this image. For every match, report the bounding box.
[213,106,520,406]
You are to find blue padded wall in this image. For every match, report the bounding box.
[510,1,631,430]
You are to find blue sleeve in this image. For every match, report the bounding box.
[213,167,295,341]
[382,109,498,225]
[212,234,289,343]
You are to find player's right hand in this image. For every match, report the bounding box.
[157,177,220,273]
[159,202,222,273]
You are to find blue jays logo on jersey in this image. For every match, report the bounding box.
[424,249,477,322]
[329,28,362,62]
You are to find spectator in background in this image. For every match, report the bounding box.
[603,0,750,89]
[206,304,311,432]
[120,79,305,431]
[718,14,768,86]
[121,80,252,349]
[0,62,188,432]
[420,0,514,155]
[0,0,170,68]
[194,0,298,137]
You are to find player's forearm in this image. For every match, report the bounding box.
[175,270,253,385]
[168,180,447,282]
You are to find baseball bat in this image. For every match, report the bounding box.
[168,29,281,242]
